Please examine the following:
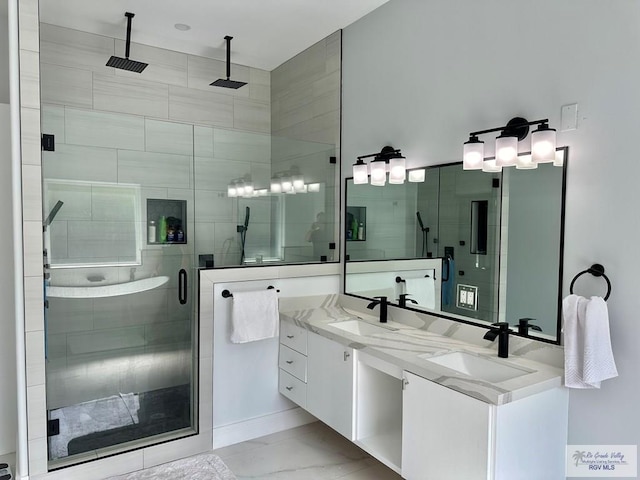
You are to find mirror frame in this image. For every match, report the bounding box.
[342,147,568,344]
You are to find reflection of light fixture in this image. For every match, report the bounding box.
[308,183,320,192]
[293,174,305,192]
[464,117,560,172]
[354,146,410,186]
[270,176,282,193]
[227,184,238,197]
[408,169,425,182]
[280,176,292,192]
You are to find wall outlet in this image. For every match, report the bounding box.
[457,284,478,311]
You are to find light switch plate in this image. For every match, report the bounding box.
[457,284,478,311]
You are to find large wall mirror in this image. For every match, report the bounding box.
[344,148,567,343]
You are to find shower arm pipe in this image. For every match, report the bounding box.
[124,12,134,59]
[225,35,232,79]
[9,0,30,476]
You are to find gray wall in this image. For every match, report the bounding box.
[342,0,640,462]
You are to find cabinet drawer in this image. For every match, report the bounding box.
[279,369,307,408]
[279,345,307,382]
[280,321,308,355]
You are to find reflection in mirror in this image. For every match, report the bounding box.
[345,148,567,343]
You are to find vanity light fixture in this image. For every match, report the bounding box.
[408,168,426,183]
[354,145,407,186]
[463,117,558,172]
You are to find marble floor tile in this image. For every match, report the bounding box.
[214,422,402,480]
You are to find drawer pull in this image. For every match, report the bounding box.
[286,335,294,339]
[286,360,294,364]
[286,386,293,391]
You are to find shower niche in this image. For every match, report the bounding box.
[147,199,188,245]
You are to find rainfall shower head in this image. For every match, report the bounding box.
[210,36,247,89]
[106,12,148,73]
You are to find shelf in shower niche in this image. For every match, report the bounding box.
[147,198,187,245]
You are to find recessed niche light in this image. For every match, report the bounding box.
[174,23,191,31]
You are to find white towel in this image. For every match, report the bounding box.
[562,294,618,389]
[405,277,436,310]
[230,289,279,343]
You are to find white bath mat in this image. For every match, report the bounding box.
[107,453,236,480]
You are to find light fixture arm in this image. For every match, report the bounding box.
[357,145,402,162]
[470,118,549,140]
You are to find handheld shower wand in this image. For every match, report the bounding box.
[416,211,430,257]
[238,206,250,264]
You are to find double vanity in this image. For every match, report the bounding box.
[278,295,568,480]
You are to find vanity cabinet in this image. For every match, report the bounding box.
[401,371,568,480]
[307,332,355,439]
[278,322,308,408]
[278,324,355,439]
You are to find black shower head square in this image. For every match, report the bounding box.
[106,56,148,73]
[210,78,247,89]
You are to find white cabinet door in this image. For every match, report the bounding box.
[307,332,355,439]
[402,371,492,480]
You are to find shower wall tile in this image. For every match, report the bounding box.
[65,107,145,150]
[118,150,192,188]
[43,182,93,222]
[40,23,115,75]
[250,162,272,188]
[66,327,146,356]
[93,289,169,329]
[26,361,45,387]
[194,125,214,158]
[21,107,43,165]
[195,190,234,223]
[23,221,44,277]
[66,221,137,262]
[40,63,93,108]
[168,85,234,127]
[26,385,47,440]
[18,0,40,52]
[28,437,48,477]
[233,97,270,133]
[187,55,250,97]
[214,128,271,163]
[250,67,271,103]
[114,40,189,87]
[41,104,65,142]
[19,49,41,109]
[195,223,216,257]
[21,165,43,222]
[145,118,193,156]
[24,276,44,333]
[194,157,251,191]
[47,298,94,334]
[43,144,118,183]
[93,73,169,118]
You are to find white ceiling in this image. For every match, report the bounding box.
[37,0,390,71]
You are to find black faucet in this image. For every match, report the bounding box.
[397,293,418,308]
[517,318,543,335]
[483,322,512,358]
[367,296,388,323]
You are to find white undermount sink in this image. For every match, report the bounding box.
[329,319,395,336]
[419,351,533,383]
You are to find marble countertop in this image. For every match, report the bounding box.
[279,295,564,406]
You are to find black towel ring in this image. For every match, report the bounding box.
[569,263,611,301]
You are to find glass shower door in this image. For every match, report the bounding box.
[41,107,197,466]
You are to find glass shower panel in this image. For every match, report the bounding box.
[42,107,197,466]
[194,128,339,267]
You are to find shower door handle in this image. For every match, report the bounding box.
[178,269,187,305]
